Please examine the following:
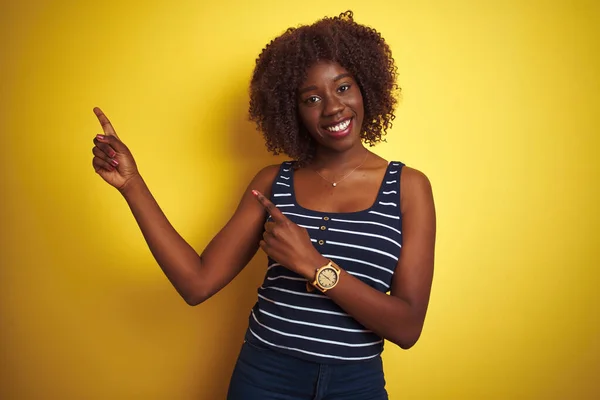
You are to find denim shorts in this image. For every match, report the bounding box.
[226,338,388,400]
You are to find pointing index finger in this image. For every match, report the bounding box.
[93,107,120,139]
[252,190,286,222]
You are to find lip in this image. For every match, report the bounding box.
[321,117,353,139]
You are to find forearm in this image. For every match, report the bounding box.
[120,175,203,304]
[327,269,423,349]
[302,254,423,349]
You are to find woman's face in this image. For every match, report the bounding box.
[297,61,364,152]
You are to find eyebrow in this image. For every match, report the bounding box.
[298,73,353,95]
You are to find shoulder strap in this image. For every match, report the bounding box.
[372,161,404,215]
[268,161,294,201]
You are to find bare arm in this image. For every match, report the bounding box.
[121,169,276,305]
[91,107,276,305]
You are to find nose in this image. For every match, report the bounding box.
[322,94,344,117]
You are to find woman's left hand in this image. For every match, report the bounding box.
[252,190,326,279]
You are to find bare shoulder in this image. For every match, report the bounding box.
[248,163,285,197]
[401,166,432,191]
[400,166,434,213]
[253,163,282,185]
[228,162,285,223]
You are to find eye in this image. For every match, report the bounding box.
[338,83,351,93]
[304,95,320,105]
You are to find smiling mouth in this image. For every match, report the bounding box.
[325,118,352,133]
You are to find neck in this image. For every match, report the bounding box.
[311,144,370,171]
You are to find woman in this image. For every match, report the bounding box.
[91,10,436,400]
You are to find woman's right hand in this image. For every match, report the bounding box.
[91,107,140,192]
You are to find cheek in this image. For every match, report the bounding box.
[298,107,321,129]
[353,97,365,121]
[350,94,365,132]
[355,91,365,112]
[298,111,326,141]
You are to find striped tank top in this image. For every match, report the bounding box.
[245,160,404,363]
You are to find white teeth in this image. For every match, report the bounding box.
[326,119,351,132]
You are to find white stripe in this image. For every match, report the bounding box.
[327,240,399,261]
[385,180,397,184]
[347,271,389,288]
[282,212,324,220]
[391,163,400,166]
[382,190,397,195]
[249,329,381,361]
[266,275,306,282]
[267,263,282,270]
[276,182,291,187]
[251,311,381,348]
[283,168,291,172]
[261,286,327,299]
[330,218,401,235]
[298,224,319,230]
[378,201,398,207]
[390,170,398,174]
[274,193,292,197]
[322,254,394,275]
[275,204,295,208]
[328,228,401,248]
[368,210,400,220]
[258,294,349,316]
[259,309,371,333]
[279,176,290,180]
[310,238,317,243]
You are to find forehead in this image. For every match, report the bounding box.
[301,61,351,85]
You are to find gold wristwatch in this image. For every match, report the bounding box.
[306,260,341,293]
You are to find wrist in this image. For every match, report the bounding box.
[299,253,329,281]
[119,174,145,198]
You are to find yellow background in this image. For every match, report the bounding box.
[1,0,598,398]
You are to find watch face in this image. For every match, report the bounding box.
[318,267,338,288]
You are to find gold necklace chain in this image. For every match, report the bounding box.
[313,152,370,187]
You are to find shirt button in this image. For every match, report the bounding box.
[320,226,326,231]
[318,240,325,245]
[323,216,330,221]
